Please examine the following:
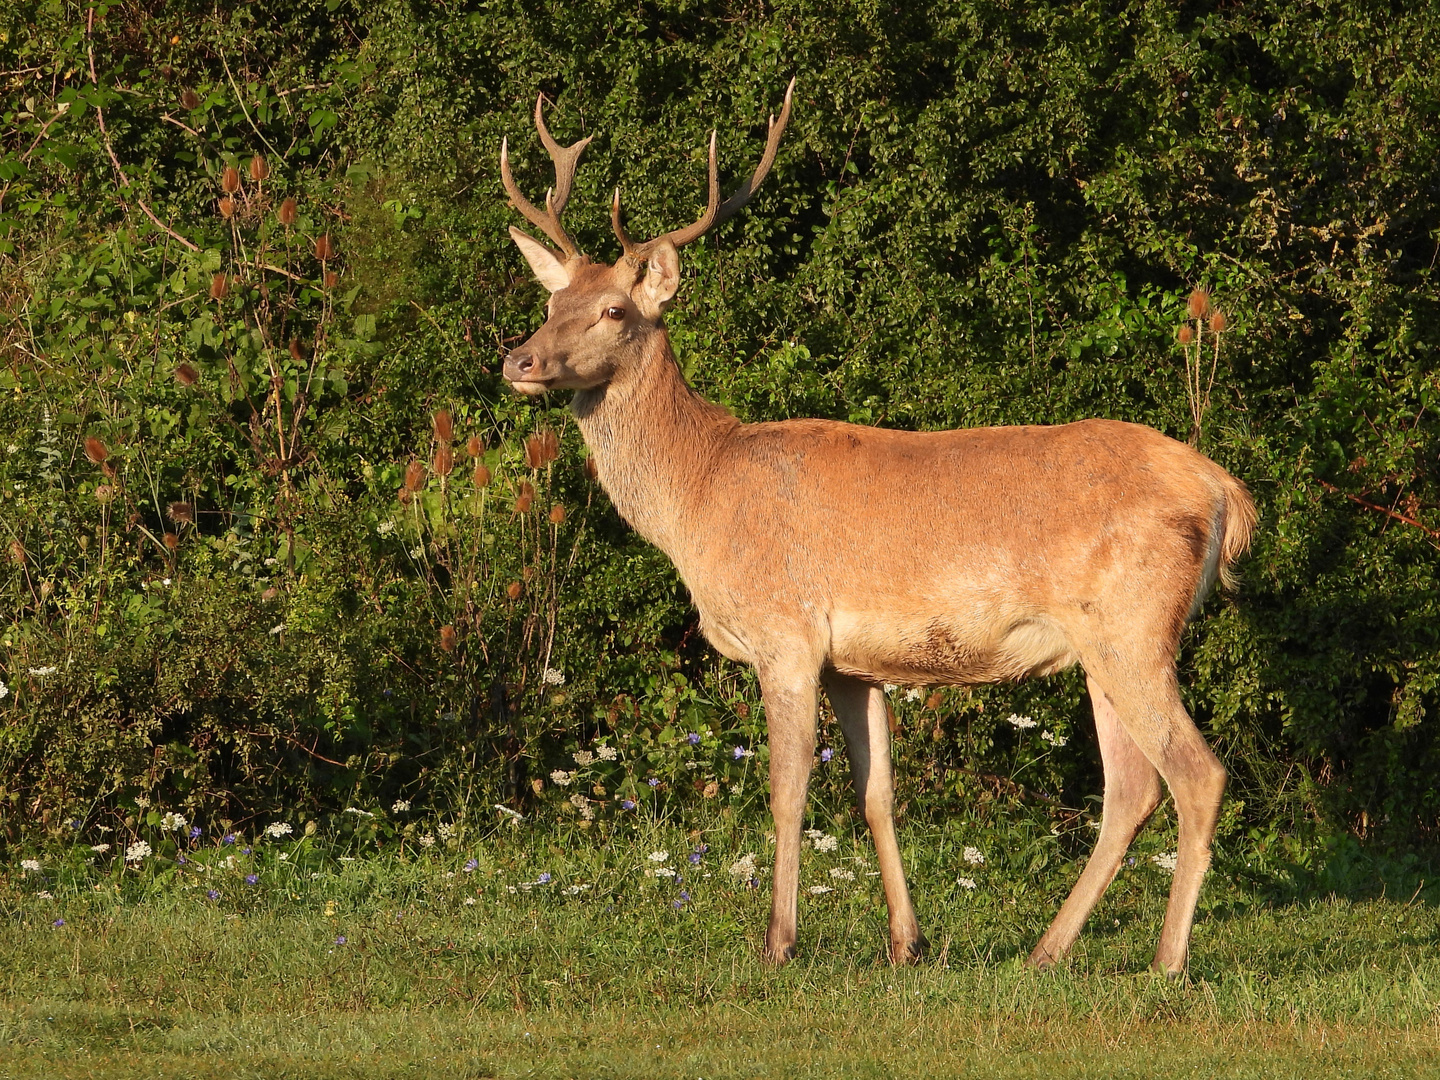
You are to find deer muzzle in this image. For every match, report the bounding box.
[502,350,552,394]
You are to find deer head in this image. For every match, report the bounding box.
[500,81,794,395]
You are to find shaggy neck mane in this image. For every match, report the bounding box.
[571,331,736,557]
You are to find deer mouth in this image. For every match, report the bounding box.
[506,378,552,396]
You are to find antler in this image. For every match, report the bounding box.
[500,94,593,260]
[611,77,795,262]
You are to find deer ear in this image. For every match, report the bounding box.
[509,227,571,293]
[638,239,681,316]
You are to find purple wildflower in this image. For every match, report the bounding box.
[672,898,684,909]
[686,732,700,746]
[820,748,834,763]
[621,799,635,810]
[189,825,203,840]
[245,873,258,885]
[537,872,551,885]
[679,890,691,902]
[335,935,347,945]
[241,847,252,855]
[732,745,746,760]
[222,834,236,845]
[463,858,479,873]
[689,851,703,865]
[52,918,65,928]
[206,889,220,900]
[176,854,187,865]
[647,778,659,788]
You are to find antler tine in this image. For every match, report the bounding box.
[499,94,593,259]
[612,77,795,261]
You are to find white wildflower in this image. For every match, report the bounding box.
[963,846,985,866]
[568,793,588,811]
[134,795,150,808]
[91,844,110,855]
[572,750,595,768]
[264,557,278,567]
[904,687,923,702]
[506,885,518,894]
[1041,730,1068,747]
[160,812,187,832]
[493,804,524,821]
[263,822,293,839]
[343,807,375,818]
[883,684,897,694]
[278,852,290,861]
[596,745,619,761]
[125,840,152,862]
[27,665,57,677]
[392,800,411,813]
[1006,713,1037,729]
[408,546,424,560]
[35,890,54,900]
[549,770,574,787]
[161,578,172,587]
[418,833,436,848]
[0,680,9,700]
[648,850,669,863]
[651,866,676,878]
[463,897,477,905]
[20,859,40,872]
[437,822,454,841]
[563,884,591,896]
[807,885,833,895]
[376,520,396,536]
[268,623,286,636]
[811,833,839,854]
[829,868,855,881]
[1152,852,1178,872]
[542,667,566,685]
[956,876,977,890]
[728,853,757,878]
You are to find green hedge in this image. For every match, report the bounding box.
[2,1,1438,869]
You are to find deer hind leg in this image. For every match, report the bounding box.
[822,671,926,964]
[1083,661,1227,976]
[1029,675,1162,969]
[759,661,820,964]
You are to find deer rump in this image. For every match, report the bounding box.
[665,416,1249,687]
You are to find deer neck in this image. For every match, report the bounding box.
[572,331,734,557]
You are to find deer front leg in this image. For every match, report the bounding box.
[823,671,926,964]
[759,663,819,964]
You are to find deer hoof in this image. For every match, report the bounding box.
[1026,942,1063,971]
[763,941,797,965]
[891,934,929,966]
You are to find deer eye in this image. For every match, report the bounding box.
[605,306,626,321]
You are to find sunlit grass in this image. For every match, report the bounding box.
[3,819,1439,1077]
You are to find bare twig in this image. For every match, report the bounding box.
[86,9,199,251]
[1318,480,1440,540]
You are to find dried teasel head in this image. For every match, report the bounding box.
[925,691,944,710]
[548,504,566,525]
[221,165,241,195]
[472,462,491,488]
[524,429,559,469]
[180,88,201,111]
[277,197,298,226]
[209,272,229,301]
[248,154,269,182]
[1209,309,1227,333]
[1178,324,1194,345]
[323,270,338,290]
[432,409,453,443]
[95,484,114,504]
[83,436,109,464]
[514,480,535,513]
[163,532,179,551]
[167,501,195,525]
[174,363,199,387]
[466,435,483,459]
[584,456,599,482]
[288,338,305,362]
[432,444,454,478]
[8,538,24,565]
[218,196,235,219]
[506,581,523,600]
[314,233,335,261]
[403,459,426,493]
[1187,288,1211,319]
[439,625,457,654]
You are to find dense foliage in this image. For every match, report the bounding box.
[2,1,1438,879]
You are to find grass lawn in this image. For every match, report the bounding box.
[2,818,1438,1077]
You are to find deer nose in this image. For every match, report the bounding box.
[504,351,538,380]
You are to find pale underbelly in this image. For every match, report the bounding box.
[829,610,1078,686]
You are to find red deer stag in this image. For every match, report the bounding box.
[499,80,1256,975]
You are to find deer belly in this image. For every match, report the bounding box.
[828,610,1077,686]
